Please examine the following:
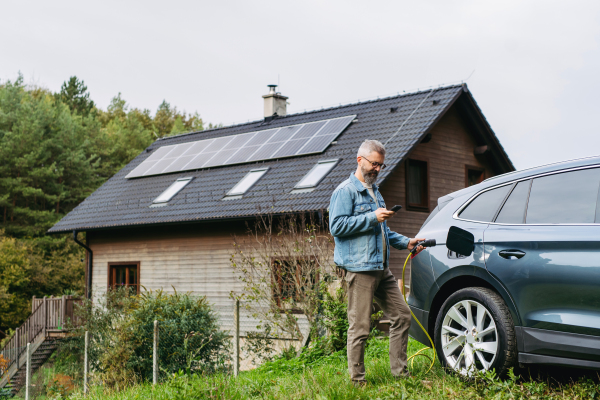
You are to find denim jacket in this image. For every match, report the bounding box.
[329,173,410,272]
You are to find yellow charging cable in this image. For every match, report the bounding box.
[401,253,436,374]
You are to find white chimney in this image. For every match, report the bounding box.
[262,85,288,117]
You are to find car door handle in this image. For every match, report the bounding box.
[498,250,526,260]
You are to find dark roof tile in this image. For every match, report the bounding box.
[49,85,470,233]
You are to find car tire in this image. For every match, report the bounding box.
[433,287,517,377]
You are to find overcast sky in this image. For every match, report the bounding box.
[2,0,600,170]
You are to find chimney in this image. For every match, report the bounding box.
[262,85,288,118]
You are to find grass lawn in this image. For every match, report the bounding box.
[63,337,600,400]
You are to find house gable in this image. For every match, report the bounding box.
[379,102,500,278]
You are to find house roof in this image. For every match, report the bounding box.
[48,84,514,234]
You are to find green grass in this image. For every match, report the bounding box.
[65,337,599,400]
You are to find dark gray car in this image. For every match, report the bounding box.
[408,156,600,376]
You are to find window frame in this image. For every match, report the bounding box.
[270,256,319,313]
[107,261,141,294]
[225,167,269,197]
[454,165,600,225]
[294,159,340,189]
[153,177,193,204]
[405,158,430,212]
[465,165,485,187]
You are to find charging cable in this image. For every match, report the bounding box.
[401,239,437,373]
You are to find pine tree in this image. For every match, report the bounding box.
[57,76,95,116]
[0,77,101,237]
[153,100,174,137]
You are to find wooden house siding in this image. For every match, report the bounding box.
[88,222,248,306]
[87,221,315,340]
[379,105,496,280]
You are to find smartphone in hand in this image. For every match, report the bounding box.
[389,205,402,212]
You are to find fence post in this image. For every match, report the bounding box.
[84,331,89,395]
[233,299,240,377]
[15,330,20,368]
[153,320,158,385]
[25,343,31,400]
[43,296,47,337]
[60,295,66,330]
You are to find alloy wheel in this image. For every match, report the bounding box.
[440,299,498,376]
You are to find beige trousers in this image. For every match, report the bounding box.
[346,268,412,381]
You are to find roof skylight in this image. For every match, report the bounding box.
[295,159,339,189]
[226,168,269,197]
[153,177,193,203]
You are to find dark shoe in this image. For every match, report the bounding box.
[352,380,367,388]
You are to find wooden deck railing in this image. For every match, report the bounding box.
[0,295,82,376]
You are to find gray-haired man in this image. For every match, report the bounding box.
[329,139,424,384]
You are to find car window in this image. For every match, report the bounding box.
[526,168,600,224]
[459,184,512,222]
[495,180,531,224]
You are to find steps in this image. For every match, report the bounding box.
[0,296,81,395]
[5,340,58,395]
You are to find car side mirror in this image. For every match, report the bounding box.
[446,226,475,257]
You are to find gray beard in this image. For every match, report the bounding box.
[361,165,378,186]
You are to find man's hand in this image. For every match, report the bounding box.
[408,237,426,255]
[375,208,395,222]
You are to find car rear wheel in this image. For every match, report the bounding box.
[434,287,517,377]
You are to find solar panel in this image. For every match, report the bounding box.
[294,121,327,138]
[125,115,355,178]
[271,139,306,158]
[299,134,339,154]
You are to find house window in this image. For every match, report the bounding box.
[271,257,318,310]
[466,166,485,187]
[406,159,429,211]
[108,262,140,294]
[153,177,193,203]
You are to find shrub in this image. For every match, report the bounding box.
[46,373,75,397]
[127,290,229,379]
[65,288,229,389]
[318,280,348,353]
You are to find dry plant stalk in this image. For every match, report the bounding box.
[231,211,336,342]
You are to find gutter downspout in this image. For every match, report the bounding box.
[73,231,93,300]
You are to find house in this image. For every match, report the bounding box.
[47,83,514,334]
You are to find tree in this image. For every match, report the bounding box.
[94,94,154,178]
[0,231,84,335]
[0,77,102,237]
[155,100,205,137]
[57,76,95,117]
[0,234,31,330]
[154,100,174,137]
[0,76,214,334]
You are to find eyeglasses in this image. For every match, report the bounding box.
[362,156,386,170]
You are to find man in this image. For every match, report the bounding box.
[329,139,425,384]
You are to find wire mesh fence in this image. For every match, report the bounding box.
[0,299,311,398]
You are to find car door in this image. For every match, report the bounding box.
[484,167,600,361]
